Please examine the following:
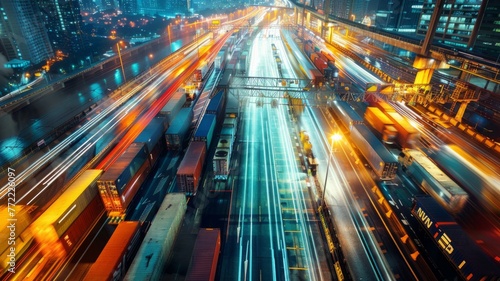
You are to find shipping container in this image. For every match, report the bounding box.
[84,221,142,281]
[412,196,500,281]
[372,99,396,113]
[309,68,324,88]
[194,62,209,82]
[225,93,239,118]
[60,195,105,253]
[159,90,187,127]
[185,228,221,281]
[194,114,216,149]
[97,143,151,219]
[400,149,468,213]
[213,134,233,180]
[384,111,420,148]
[177,141,206,195]
[165,107,194,150]
[331,100,364,132]
[313,56,328,73]
[206,90,225,120]
[351,124,398,180]
[134,116,166,166]
[30,170,103,258]
[223,117,237,129]
[364,107,398,144]
[124,193,186,281]
[429,144,500,215]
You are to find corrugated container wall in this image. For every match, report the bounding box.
[124,193,186,281]
[165,107,194,150]
[177,141,206,195]
[185,228,221,281]
[159,90,187,127]
[194,114,216,149]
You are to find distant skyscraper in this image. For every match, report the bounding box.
[375,0,423,33]
[472,0,500,59]
[329,0,354,20]
[119,0,138,13]
[140,0,189,16]
[0,0,53,65]
[35,0,86,58]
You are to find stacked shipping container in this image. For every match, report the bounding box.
[185,228,221,281]
[177,142,206,195]
[165,107,193,150]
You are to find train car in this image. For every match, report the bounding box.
[97,143,151,222]
[159,89,187,128]
[165,107,194,150]
[185,228,221,281]
[194,114,216,149]
[177,141,207,195]
[330,100,364,132]
[399,149,468,213]
[225,93,239,118]
[30,170,104,259]
[429,144,500,215]
[124,193,187,281]
[83,221,143,281]
[134,116,166,168]
[213,134,232,181]
[384,111,420,148]
[206,90,225,123]
[412,196,500,281]
[364,107,398,144]
[351,124,398,180]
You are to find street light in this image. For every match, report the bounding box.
[322,133,342,207]
[116,41,126,83]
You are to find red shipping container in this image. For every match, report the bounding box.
[177,142,206,195]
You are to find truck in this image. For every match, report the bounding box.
[364,107,398,144]
[97,143,151,222]
[125,193,186,281]
[411,196,500,281]
[350,124,398,180]
[399,149,468,213]
[384,111,420,148]
[185,228,221,281]
[84,221,143,281]
[165,107,193,150]
[30,169,104,259]
[159,90,187,127]
[177,141,206,195]
[194,114,216,149]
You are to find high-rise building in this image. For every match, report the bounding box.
[329,0,354,20]
[35,0,86,58]
[472,0,500,59]
[140,0,189,16]
[0,0,53,65]
[416,0,482,49]
[375,0,423,33]
[119,0,138,13]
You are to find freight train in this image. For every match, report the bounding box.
[399,149,468,214]
[280,29,324,88]
[412,195,500,280]
[303,40,339,83]
[330,100,398,180]
[124,193,187,281]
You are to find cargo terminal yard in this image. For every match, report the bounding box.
[1,5,500,281]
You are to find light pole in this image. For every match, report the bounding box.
[116,41,126,83]
[322,133,341,207]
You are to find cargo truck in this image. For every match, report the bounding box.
[177,141,206,195]
[185,228,221,281]
[364,107,398,144]
[125,193,186,281]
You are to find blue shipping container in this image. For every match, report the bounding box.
[134,116,166,152]
[207,90,225,115]
[166,107,193,149]
[194,114,216,148]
